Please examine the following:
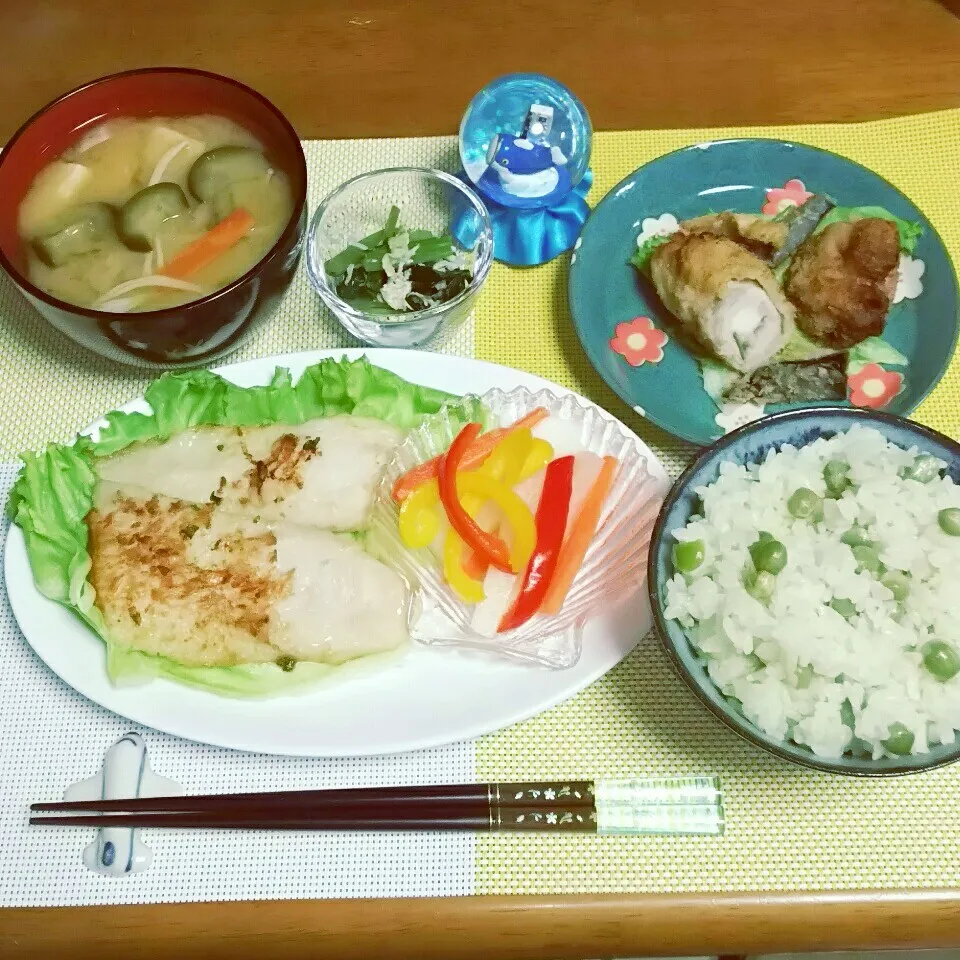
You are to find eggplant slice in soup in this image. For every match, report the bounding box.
[18,114,294,312]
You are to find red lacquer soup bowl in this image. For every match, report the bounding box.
[0,68,307,368]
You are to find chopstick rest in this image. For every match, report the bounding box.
[62,731,182,876]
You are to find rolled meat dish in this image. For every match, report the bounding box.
[649,231,795,373]
[681,212,788,261]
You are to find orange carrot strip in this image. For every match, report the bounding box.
[160,208,255,280]
[539,456,618,615]
[391,407,549,503]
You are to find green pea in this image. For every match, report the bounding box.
[921,640,960,682]
[830,597,857,619]
[840,525,874,548]
[745,570,776,602]
[892,601,908,623]
[672,539,705,573]
[880,570,910,602]
[901,453,942,484]
[749,536,788,575]
[788,487,823,521]
[852,544,882,574]
[823,460,851,497]
[882,722,915,756]
[938,508,960,537]
[796,664,814,689]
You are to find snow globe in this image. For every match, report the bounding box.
[455,73,592,266]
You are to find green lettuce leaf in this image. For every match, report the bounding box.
[9,356,484,697]
[815,205,923,254]
[847,336,909,375]
[629,234,672,273]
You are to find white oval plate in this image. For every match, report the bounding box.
[4,349,669,757]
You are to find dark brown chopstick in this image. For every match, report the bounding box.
[29,805,603,832]
[29,778,725,835]
[30,780,596,815]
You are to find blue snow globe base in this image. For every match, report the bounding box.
[456,72,593,266]
[452,169,592,266]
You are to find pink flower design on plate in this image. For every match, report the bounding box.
[610,317,668,366]
[762,178,813,215]
[848,363,903,409]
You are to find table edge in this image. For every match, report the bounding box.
[2,888,959,958]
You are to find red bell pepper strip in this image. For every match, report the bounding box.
[437,423,513,573]
[539,455,618,615]
[497,455,574,633]
[391,407,549,503]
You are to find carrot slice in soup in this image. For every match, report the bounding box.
[160,207,255,280]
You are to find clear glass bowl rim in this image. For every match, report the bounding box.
[306,166,494,329]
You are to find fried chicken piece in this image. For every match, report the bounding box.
[681,212,789,261]
[785,218,900,350]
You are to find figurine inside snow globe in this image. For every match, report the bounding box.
[456,73,592,266]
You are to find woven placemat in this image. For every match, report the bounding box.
[473,109,960,894]
[1,111,959,899]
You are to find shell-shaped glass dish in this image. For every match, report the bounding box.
[368,386,664,668]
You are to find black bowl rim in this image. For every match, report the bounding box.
[0,66,308,324]
[646,403,960,777]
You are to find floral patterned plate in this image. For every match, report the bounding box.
[568,139,959,445]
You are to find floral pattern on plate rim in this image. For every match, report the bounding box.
[635,213,680,248]
[762,178,813,215]
[894,254,925,304]
[610,316,668,366]
[848,363,904,409]
[715,402,766,434]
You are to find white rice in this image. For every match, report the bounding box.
[663,425,960,760]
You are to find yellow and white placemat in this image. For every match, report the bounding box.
[1,110,959,905]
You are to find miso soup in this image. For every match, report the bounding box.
[17,114,294,312]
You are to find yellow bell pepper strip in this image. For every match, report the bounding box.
[540,455,618,615]
[497,455,574,633]
[397,479,441,549]
[460,429,554,580]
[479,426,531,483]
[438,424,513,573]
[521,437,554,481]
[391,407,549,503]
[440,465,540,599]
[444,528,486,602]
[441,485,488,603]
[456,472,536,573]
[460,427,535,582]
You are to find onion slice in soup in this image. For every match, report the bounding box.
[95,274,202,307]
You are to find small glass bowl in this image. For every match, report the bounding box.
[306,167,493,348]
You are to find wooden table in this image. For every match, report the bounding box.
[2,1,960,956]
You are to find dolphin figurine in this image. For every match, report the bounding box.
[486,133,568,200]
